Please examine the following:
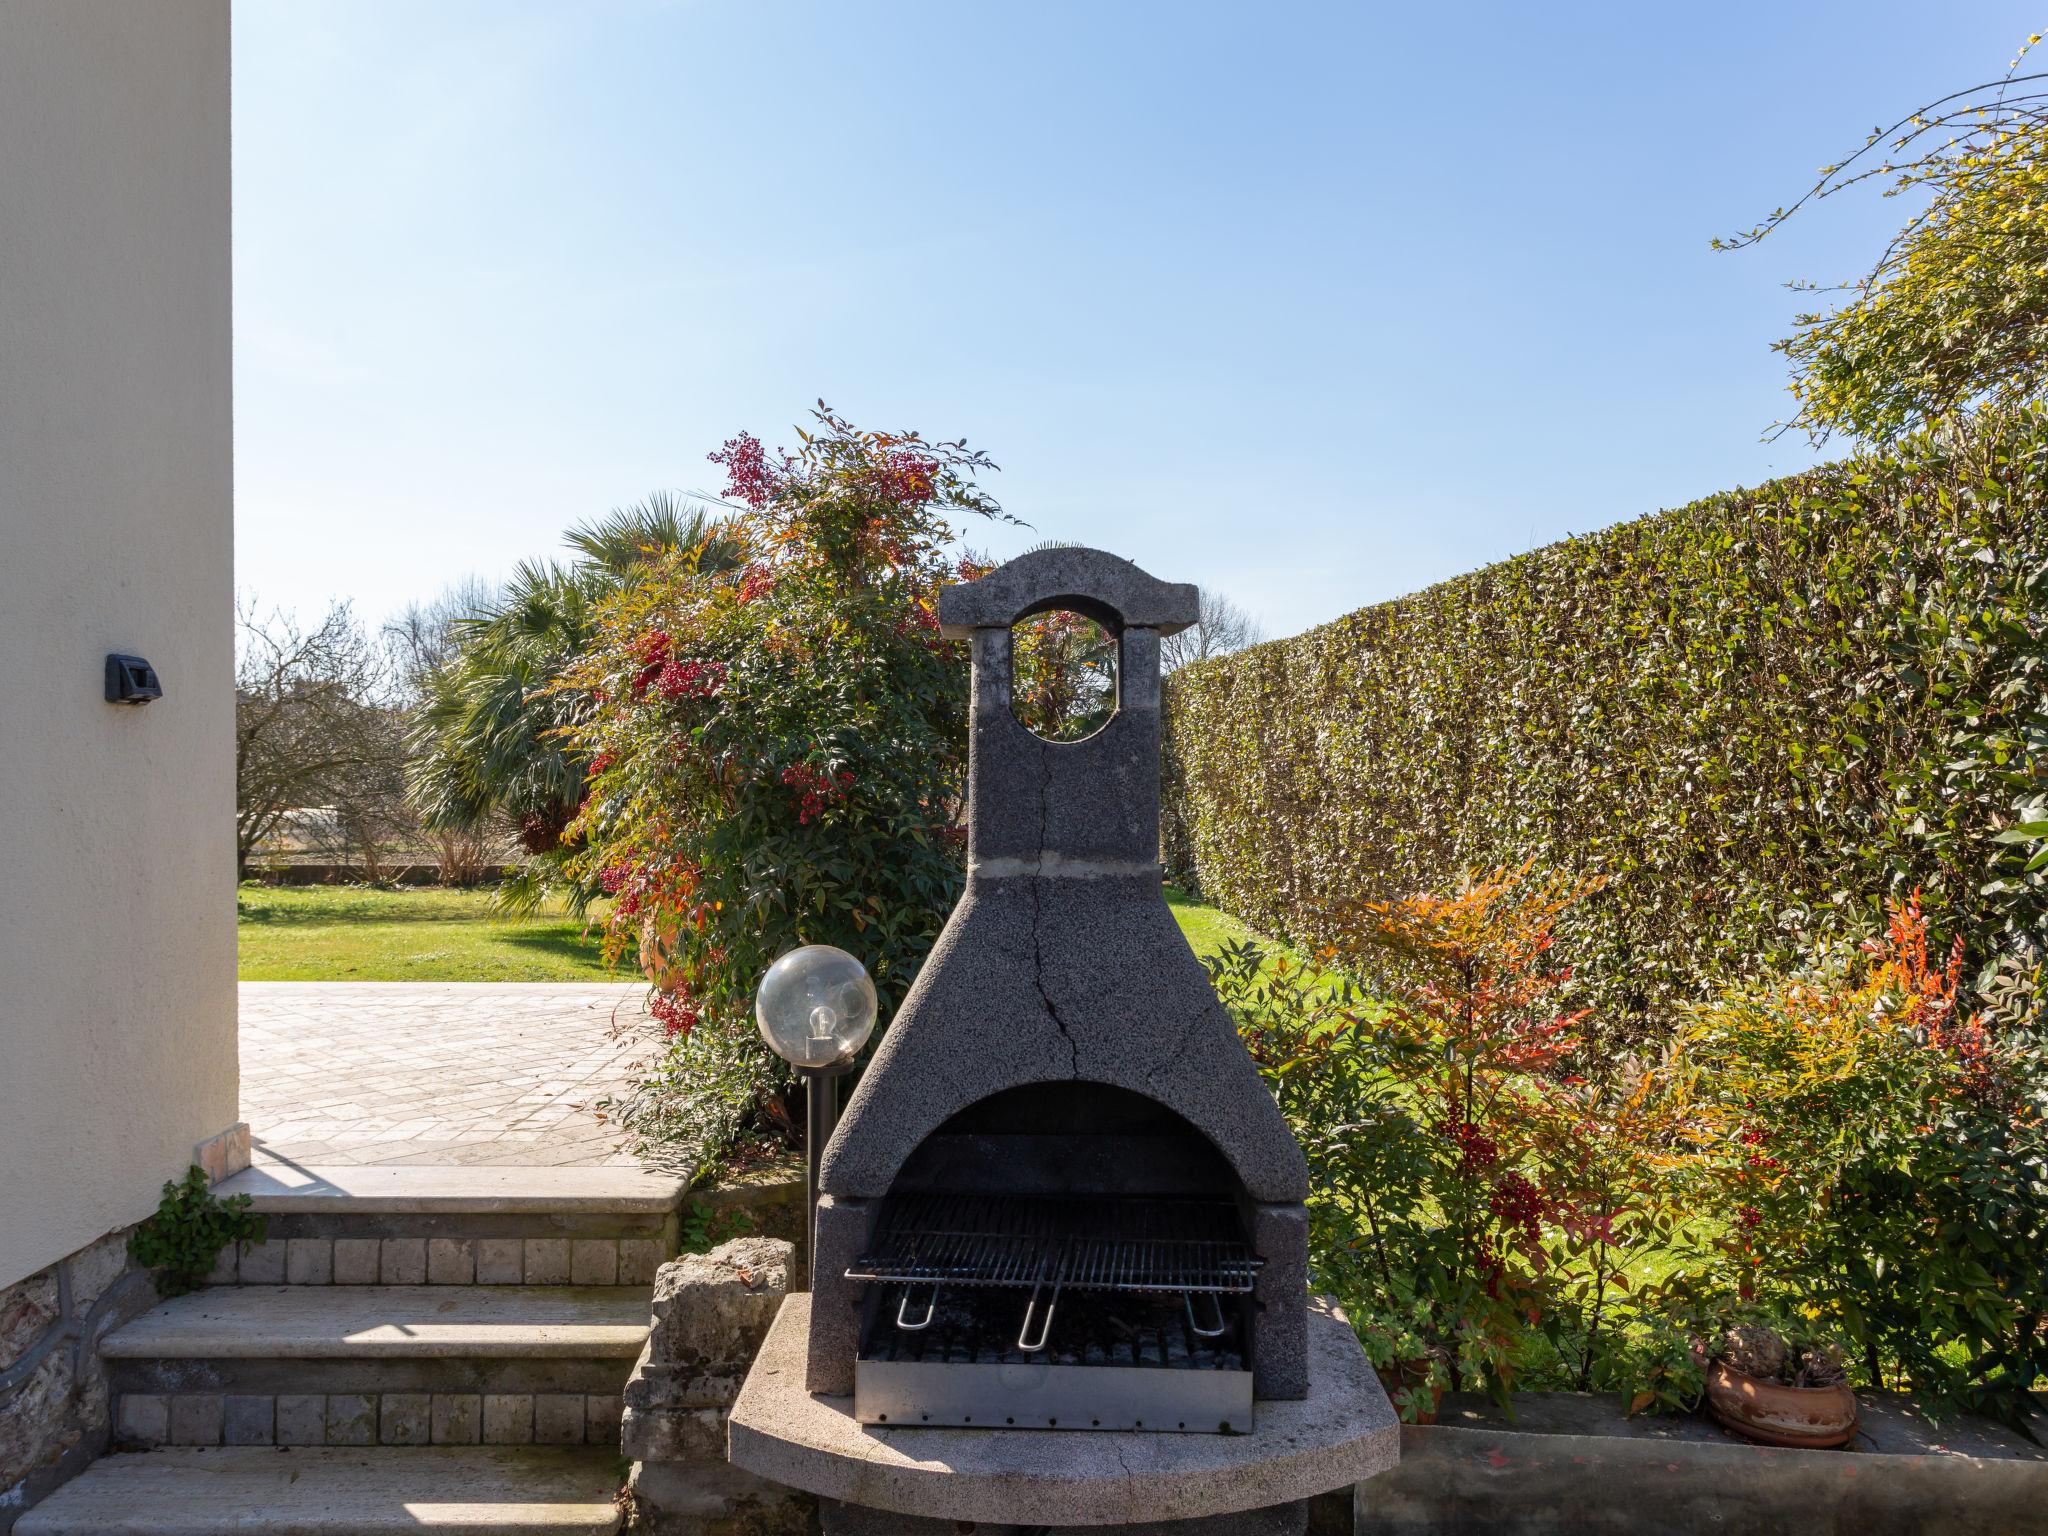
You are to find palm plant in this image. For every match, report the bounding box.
[407,494,742,906]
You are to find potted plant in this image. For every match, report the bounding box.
[1356,1300,1453,1424]
[1702,1320,1858,1449]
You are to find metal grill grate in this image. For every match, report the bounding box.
[860,1288,1245,1370]
[846,1191,1263,1295]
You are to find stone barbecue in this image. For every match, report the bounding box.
[729,548,1397,1532]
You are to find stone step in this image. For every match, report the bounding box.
[15,1446,623,1536]
[207,1166,691,1285]
[102,1286,648,1448]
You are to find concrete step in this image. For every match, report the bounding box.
[207,1166,689,1286]
[16,1447,623,1536]
[103,1286,648,1447]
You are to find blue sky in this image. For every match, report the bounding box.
[234,2,2041,639]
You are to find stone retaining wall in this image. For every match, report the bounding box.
[0,1229,155,1535]
[622,1237,812,1536]
[1357,1391,2048,1534]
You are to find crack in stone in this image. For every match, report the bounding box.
[1029,746,1080,1078]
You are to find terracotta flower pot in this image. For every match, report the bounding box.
[1705,1360,1858,1449]
[1373,1358,1446,1425]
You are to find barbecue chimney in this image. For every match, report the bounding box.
[804,547,1311,1429]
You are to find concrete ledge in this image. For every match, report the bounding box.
[217,1165,688,1214]
[1357,1392,2048,1535]
[729,1294,1398,1527]
[100,1286,650,1360]
[15,1447,622,1536]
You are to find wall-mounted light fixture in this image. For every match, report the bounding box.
[104,653,162,705]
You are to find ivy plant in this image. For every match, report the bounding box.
[129,1165,266,1298]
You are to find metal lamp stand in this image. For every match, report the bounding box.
[801,1058,857,1289]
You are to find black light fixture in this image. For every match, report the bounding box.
[104,654,162,705]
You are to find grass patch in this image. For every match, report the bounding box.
[1166,884,1271,958]
[237,884,617,982]
[240,882,1260,984]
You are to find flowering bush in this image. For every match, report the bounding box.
[559,406,1008,1153]
[1210,864,1686,1415]
[1010,604,1116,741]
[1660,895,2048,1425]
[1216,857,2047,1426]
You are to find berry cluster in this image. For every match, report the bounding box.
[875,450,938,505]
[1487,1170,1549,1247]
[709,432,779,508]
[1447,1121,1500,1172]
[629,631,671,698]
[781,763,855,825]
[1737,1126,1784,1173]
[650,990,699,1039]
[655,657,725,700]
[735,563,775,604]
[597,861,651,918]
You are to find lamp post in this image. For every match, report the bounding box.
[754,944,878,1281]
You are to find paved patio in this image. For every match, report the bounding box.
[240,983,661,1169]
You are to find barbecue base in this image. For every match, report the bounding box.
[818,1495,1308,1533]
[856,1354,1255,1432]
[730,1294,1398,1528]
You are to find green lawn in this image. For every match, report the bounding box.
[237,884,617,981]
[1166,884,1271,957]
[238,882,1261,982]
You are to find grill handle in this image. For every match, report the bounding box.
[895,1285,939,1331]
[1185,1292,1229,1338]
[1016,1278,1062,1352]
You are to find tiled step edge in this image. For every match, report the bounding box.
[15,1446,623,1536]
[209,1232,671,1287]
[99,1284,650,1361]
[114,1388,623,1449]
[214,1164,690,1214]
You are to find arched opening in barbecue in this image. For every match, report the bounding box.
[847,1083,1262,1432]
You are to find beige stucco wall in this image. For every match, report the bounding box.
[0,0,237,1289]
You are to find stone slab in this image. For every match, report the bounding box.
[99,1285,649,1359]
[626,1461,812,1536]
[216,1164,688,1214]
[14,1446,623,1536]
[730,1294,1397,1526]
[1361,1416,2048,1535]
[237,981,661,1172]
[1417,1385,2048,1457]
[938,546,1198,636]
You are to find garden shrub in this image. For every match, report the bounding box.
[1218,865,2048,1427]
[560,407,1007,1153]
[1164,407,2048,1039]
[1658,895,2048,1427]
[1211,865,1686,1417]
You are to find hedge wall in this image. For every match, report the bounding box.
[1162,409,2048,1033]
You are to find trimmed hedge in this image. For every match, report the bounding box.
[1162,410,2048,1033]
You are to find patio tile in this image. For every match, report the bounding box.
[240,983,657,1170]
